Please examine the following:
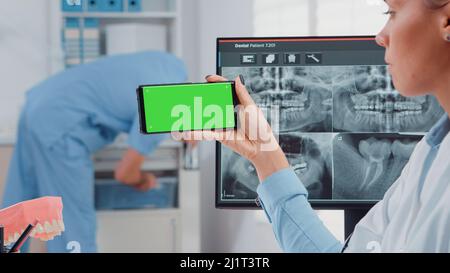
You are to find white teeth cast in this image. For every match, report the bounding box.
[3,219,65,245]
[40,220,64,234]
[58,220,65,232]
[55,219,64,231]
[35,223,44,233]
[44,221,54,233]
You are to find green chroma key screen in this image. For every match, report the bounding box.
[139,82,237,134]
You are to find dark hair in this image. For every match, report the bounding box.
[424,0,450,9]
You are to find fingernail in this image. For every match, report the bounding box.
[205,75,212,80]
[239,74,246,85]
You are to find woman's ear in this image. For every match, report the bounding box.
[442,3,450,41]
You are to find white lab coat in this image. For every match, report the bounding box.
[347,130,450,252]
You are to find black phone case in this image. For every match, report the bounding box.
[136,81,239,135]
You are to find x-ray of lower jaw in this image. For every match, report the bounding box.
[333,134,422,200]
[221,133,333,200]
[219,65,444,205]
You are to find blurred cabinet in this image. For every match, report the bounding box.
[97,209,180,252]
[60,0,182,67]
[94,137,201,253]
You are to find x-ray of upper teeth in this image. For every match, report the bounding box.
[332,133,422,200]
[333,66,444,132]
[220,132,333,200]
[222,67,333,133]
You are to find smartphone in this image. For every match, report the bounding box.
[137,81,238,134]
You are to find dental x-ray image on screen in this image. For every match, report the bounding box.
[332,133,421,200]
[221,66,333,133]
[332,66,443,133]
[221,133,333,201]
[216,37,445,208]
[280,133,333,199]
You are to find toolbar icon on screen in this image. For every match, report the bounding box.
[284,53,301,64]
[305,53,322,64]
[240,54,257,64]
[262,54,279,65]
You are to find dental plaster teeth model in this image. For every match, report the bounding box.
[0,196,64,246]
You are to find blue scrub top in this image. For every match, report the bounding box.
[23,51,187,155]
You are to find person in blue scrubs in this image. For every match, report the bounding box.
[184,0,450,252]
[2,51,187,252]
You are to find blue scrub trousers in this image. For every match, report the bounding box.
[2,114,97,252]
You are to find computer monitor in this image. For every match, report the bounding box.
[215,36,444,209]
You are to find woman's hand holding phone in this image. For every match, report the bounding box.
[176,75,289,182]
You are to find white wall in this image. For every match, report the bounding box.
[315,0,386,36]
[180,0,200,82]
[0,0,61,143]
[253,0,312,36]
[253,0,386,37]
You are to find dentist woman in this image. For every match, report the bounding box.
[184,0,450,252]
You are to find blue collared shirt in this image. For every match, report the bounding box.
[256,114,450,253]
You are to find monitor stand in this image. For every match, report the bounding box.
[344,208,371,239]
